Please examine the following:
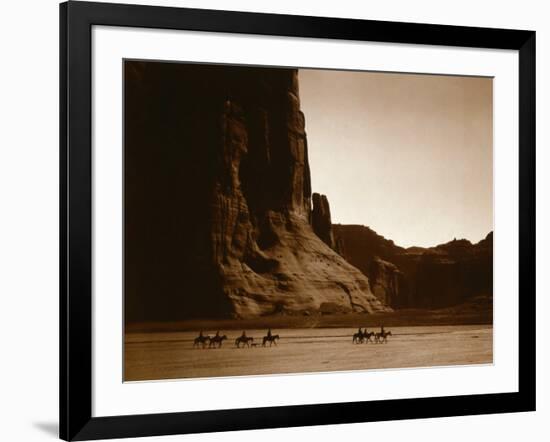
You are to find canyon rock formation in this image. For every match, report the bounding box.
[124,62,390,322]
[311,193,336,249]
[368,257,408,307]
[333,225,493,309]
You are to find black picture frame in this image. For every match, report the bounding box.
[60,1,536,440]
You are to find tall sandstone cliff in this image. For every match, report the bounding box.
[125,62,390,322]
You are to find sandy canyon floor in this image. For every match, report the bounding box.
[125,324,493,381]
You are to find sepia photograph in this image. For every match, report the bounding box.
[123,60,493,382]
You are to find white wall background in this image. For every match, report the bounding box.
[0,0,547,441]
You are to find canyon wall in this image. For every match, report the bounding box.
[333,225,493,309]
[124,62,390,322]
[124,61,491,321]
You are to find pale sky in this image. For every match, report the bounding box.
[299,69,493,248]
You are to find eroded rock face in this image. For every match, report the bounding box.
[411,234,493,308]
[333,225,493,309]
[311,193,335,249]
[368,257,407,307]
[124,62,390,321]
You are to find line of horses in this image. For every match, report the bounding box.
[192,327,392,349]
[193,331,280,349]
[352,327,392,344]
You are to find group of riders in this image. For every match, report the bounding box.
[193,328,279,349]
[353,326,392,344]
[193,326,392,349]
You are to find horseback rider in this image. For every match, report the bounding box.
[381,325,385,335]
[199,330,204,338]
[363,327,371,342]
[241,330,247,339]
[215,330,220,337]
[267,328,272,339]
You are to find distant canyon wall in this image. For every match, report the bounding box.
[332,224,493,309]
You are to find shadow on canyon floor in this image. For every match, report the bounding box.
[126,295,492,334]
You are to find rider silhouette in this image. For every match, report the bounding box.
[267,328,272,338]
[215,330,220,337]
[241,330,247,338]
[199,330,204,338]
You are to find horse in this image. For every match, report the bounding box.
[208,334,228,348]
[235,336,254,348]
[193,334,211,348]
[375,330,392,343]
[352,331,364,344]
[262,334,279,347]
[363,331,376,343]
